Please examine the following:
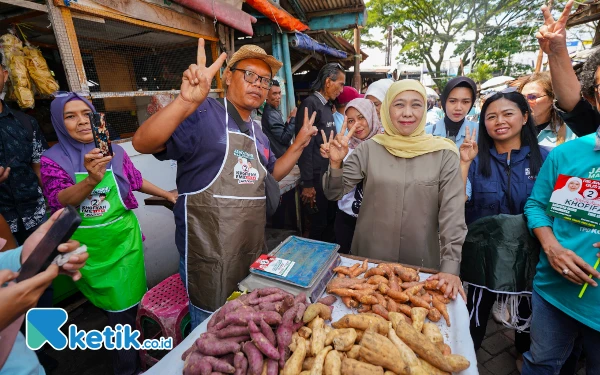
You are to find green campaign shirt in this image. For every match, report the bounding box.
[525,133,600,331]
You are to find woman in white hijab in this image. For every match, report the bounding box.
[550,177,584,204]
[364,79,394,120]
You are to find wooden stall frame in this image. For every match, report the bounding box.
[47,2,89,92]
[50,0,224,95]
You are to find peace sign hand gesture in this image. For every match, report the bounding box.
[180,39,227,106]
[321,117,356,168]
[295,108,318,149]
[459,126,478,163]
[536,0,573,56]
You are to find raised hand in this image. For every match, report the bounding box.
[459,126,478,163]
[294,108,318,148]
[322,117,356,168]
[180,39,227,106]
[84,148,111,185]
[536,0,573,56]
[0,166,10,184]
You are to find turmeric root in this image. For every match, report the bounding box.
[432,298,450,326]
[409,294,431,309]
[427,308,442,322]
[372,304,390,321]
[424,280,448,295]
[367,275,389,285]
[364,267,386,278]
[404,284,424,296]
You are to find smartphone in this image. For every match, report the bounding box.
[16,205,82,282]
[88,112,113,157]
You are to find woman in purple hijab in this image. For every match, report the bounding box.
[40,92,175,375]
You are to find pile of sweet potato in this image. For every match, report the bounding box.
[282,310,470,375]
[181,287,336,375]
[327,261,452,327]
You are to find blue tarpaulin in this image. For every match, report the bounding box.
[290,32,347,59]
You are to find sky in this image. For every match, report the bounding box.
[358,5,596,73]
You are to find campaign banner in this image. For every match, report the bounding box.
[546,174,600,228]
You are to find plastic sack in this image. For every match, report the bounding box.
[23,45,59,95]
[245,0,309,32]
[147,94,175,115]
[0,33,22,49]
[460,214,541,293]
[1,32,34,108]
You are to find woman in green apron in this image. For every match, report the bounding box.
[40,93,176,375]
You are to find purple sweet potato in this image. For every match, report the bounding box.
[243,342,264,375]
[295,303,308,323]
[317,295,337,306]
[257,287,291,297]
[222,335,250,344]
[259,302,277,312]
[260,319,276,346]
[233,305,256,313]
[294,292,307,305]
[221,353,235,366]
[214,311,282,330]
[276,304,299,368]
[203,356,235,374]
[234,352,248,375]
[278,295,295,314]
[209,290,259,329]
[216,325,249,339]
[266,359,278,375]
[253,293,286,305]
[248,320,280,360]
[183,352,212,375]
[181,341,198,361]
[195,338,240,356]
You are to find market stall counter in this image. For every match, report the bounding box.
[146,255,477,374]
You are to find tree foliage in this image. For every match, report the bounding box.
[366,0,544,85]
[333,29,384,50]
[467,63,493,85]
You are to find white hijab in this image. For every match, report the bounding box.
[550,177,584,204]
[364,79,394,102]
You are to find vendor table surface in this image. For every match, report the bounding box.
[146,256,477,375]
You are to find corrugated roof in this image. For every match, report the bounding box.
[295,0,364,16]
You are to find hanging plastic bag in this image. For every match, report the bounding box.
[1,32,34,108]
[23,45,59,95]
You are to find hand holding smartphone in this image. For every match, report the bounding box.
[16,206,82,282]
[88,112,113,157]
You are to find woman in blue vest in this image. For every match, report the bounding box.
[459,89,549,370]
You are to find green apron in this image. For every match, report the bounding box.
[72,169,147,312]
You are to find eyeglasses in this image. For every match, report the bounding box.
[482,86,517,102]
[524,94,548,102]
[231,68,272,89]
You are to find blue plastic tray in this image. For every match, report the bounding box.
[249,236,340,288]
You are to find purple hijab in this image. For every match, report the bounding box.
[43,92,130,201]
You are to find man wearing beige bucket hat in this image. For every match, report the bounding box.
[133,39,318,328]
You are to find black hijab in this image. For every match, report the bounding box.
[440,76,477,138]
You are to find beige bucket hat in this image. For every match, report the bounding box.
[226,44,283,76]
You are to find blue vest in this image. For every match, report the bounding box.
[466,145,550,225]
